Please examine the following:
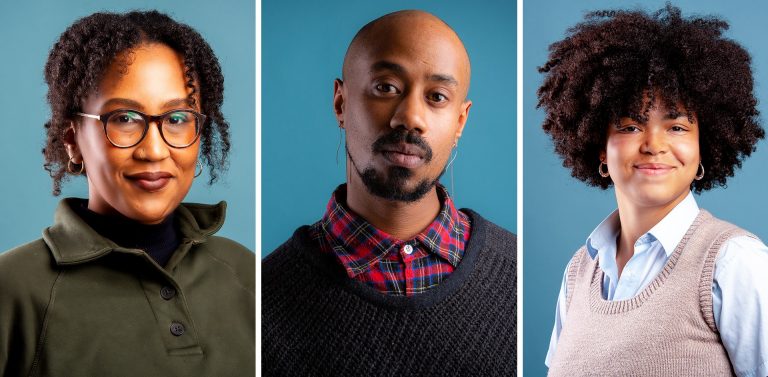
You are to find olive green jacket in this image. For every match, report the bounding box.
[0,199,255,377]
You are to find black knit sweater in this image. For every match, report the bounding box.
[262,210,517,377]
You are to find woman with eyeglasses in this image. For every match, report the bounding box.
[539,5,768,376]
[0,11,254,376]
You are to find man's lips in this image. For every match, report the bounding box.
[379,143,427,168]
[634,163,676,175]
[125,171,173,191]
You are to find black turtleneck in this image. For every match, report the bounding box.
[72,200,181,267]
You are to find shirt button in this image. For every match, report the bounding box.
[170,322,185,336]
[160,286,176,300]
[403,244,414,255]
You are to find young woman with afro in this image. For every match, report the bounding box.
[539,5,768,376]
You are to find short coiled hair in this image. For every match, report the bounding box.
[537,4,763,192]
[43,10,230,195]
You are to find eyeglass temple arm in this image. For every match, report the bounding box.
[75,112,101,120]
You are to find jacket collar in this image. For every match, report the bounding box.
[44,198,226,266]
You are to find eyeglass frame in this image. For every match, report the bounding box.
[74,108,207,149]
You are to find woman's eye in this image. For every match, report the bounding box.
[670,125,687,132]
[116,112,141,123]
[619,125,639,132]
[167,112,189,124]
[375,83,399,94]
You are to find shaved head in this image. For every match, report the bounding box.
[342,10,471,97]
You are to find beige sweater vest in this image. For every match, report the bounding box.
[548,210,751,376]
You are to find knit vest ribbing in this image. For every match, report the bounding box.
[262,210,516,377]
[548,210,751,377]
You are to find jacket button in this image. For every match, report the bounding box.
[160,286,176,300]
[170,322,185,336]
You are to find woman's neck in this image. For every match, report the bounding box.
[614,190,689,277]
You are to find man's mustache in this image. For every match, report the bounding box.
[371,129,433,162]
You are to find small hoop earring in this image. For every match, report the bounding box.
[194,160,203,178]
[67,158,84,175]
[598,161,609,178]
[695,162,705,181]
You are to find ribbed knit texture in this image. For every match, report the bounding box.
[262,210,516,377]
[548,210,752,377]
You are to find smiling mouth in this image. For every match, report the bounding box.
[125,171,173,191]
[634,163,675,176]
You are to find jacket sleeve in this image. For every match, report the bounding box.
[0,240,58,377]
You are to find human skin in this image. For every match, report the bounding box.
[600,98,700,276]
[65,43,200,224]
[333,10,472,239]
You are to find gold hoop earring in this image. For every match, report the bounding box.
[67,158,84,175]
[194,160,203,178]
[598,161,609,178]
[695,162,705,181]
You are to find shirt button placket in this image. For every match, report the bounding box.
[402,243,415,295]
[170,321,185,336]
[160,285,176,300]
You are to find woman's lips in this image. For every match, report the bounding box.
[634,163,675,175]
[125,172,173,191]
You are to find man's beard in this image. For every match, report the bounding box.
[347,129,445,203]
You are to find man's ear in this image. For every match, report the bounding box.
[63,120,81,163]
[333,78,345,129]
[453,99,472,144]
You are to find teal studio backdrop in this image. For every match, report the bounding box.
[262,0,517,256]
[0,1,255,252]
[525,1,768,375]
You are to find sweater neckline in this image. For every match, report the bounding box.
[588,210,712,314]
[295,209,488,310]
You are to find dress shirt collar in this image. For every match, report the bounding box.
[586,191,700,260]
[317,184,467,278]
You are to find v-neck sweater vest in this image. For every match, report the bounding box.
[262,210,517,377]
[548,210,752,376]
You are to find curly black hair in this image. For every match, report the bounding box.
[43,10,230,195]
[537,3,763,192]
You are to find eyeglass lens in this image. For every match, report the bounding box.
[106,110,200,147]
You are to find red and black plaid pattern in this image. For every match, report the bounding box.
[312,184,471,296]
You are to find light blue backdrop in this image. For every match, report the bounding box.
[262,0,517,256]
[0,1,254,252]
[524,1,768,375]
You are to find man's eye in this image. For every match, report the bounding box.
[375,83,399,94]
[619,125,639,132]
[429,93,448,102]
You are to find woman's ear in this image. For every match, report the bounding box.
[63,120,81,162]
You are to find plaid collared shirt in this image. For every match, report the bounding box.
[311,184,471,296]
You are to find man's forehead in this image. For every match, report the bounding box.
[342,10,470,85]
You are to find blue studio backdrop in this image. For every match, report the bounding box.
[524,1,768,375]
[262,0,517,256]
[0,1,255,253]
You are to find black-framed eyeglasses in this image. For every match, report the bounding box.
[75,109,206,148]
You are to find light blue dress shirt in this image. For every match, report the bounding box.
[545,193,768,377]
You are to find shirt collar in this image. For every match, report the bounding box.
[44,198,227,266]
[317,184,467,278]
[586,191,699,260]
